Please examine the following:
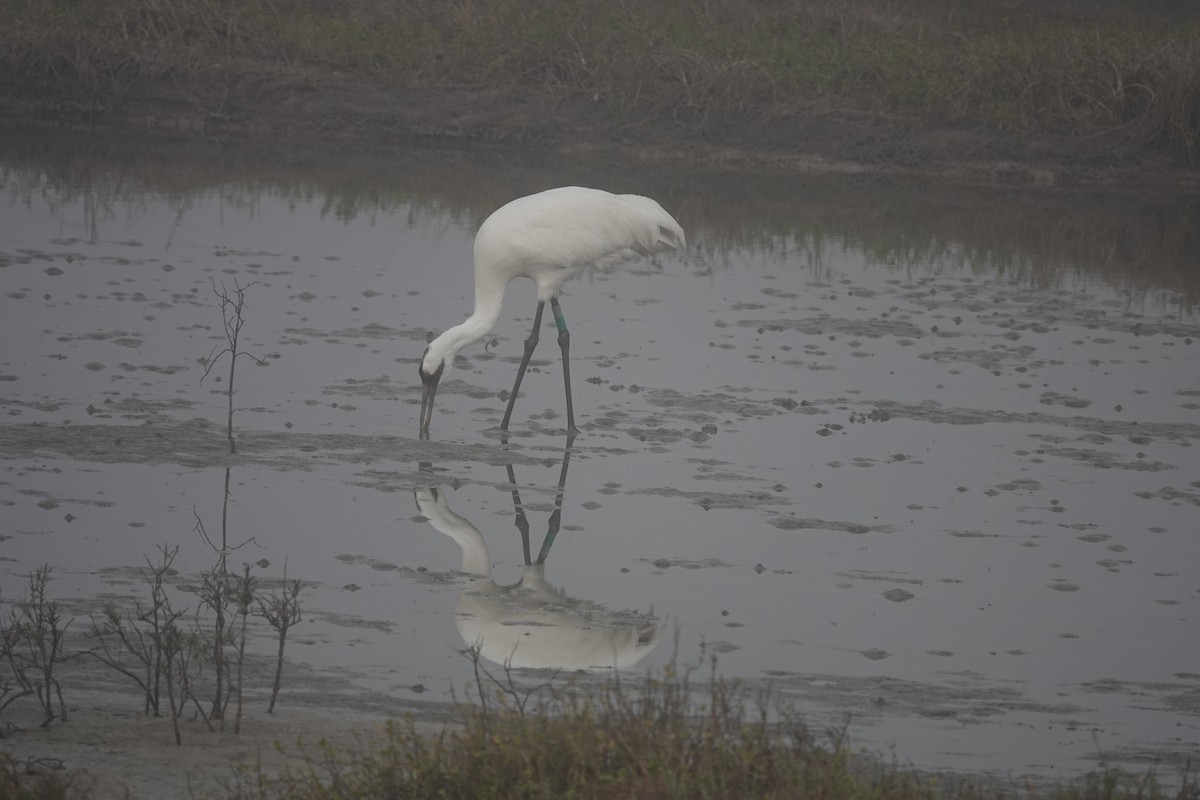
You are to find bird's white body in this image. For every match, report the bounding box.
[420,186,686,379]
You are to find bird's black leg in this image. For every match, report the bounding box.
[550,297,580,435]
[501,301,545,431]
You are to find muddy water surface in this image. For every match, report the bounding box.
[1,131,1198,787]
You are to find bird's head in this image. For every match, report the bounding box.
[418,346,445,438]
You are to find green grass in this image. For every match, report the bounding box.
[2,0,1199,163]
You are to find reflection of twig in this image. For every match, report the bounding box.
[192,460,260,731]
[200,278,267,454]
[192,506,258,558]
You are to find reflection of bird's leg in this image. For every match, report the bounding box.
[536,443,573,565]
[506,461,533,565]
[501,301,545,431]
[550,297,579,435]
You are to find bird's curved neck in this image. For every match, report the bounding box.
[421,500,493,577]
[426,281,506,369]
[448,522,492,578]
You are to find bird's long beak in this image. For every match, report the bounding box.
[419,364,442,439]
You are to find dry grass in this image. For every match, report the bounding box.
[2,0,1199,162]
[213,654,1199,800]
[2,651,1197,799]
[0,752,91,799]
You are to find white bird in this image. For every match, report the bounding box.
[418,186,686,438]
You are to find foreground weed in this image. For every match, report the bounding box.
[1,567,81,728]
[257,574,303,714]
[0,751,92,800]
[225,652,1200,800]
[85,542,304,746]
[86,545,183,718]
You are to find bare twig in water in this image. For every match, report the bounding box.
[200,278,268,454]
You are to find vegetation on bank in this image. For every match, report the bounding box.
[2,0,1199,164]
[8,652,1197,800]
[230,656,1200,800]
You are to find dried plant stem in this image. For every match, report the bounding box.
[201,278,266,454]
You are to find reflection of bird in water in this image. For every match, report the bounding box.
[419,186,686,438]
[413,449,661,671]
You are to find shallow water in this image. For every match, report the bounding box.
[1,130,1198,785]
